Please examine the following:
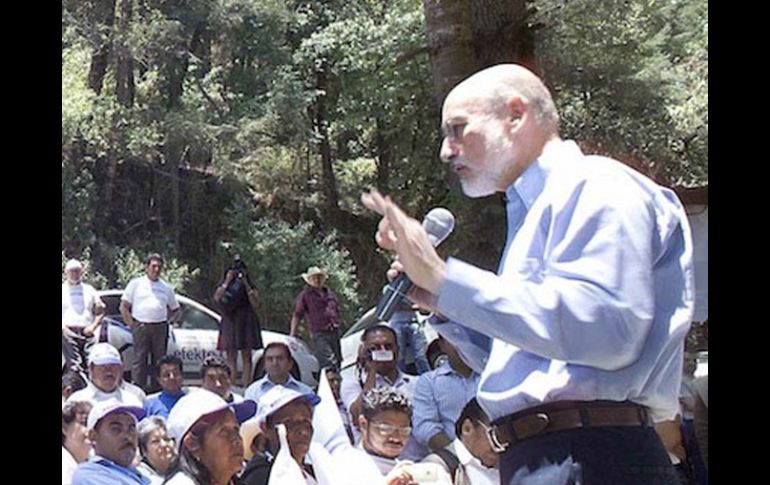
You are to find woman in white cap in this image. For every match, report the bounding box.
[165,389,256,485]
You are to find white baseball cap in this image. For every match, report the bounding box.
[88,343,123,366]
[87,399,145,430]
[65,259,83,272]
[167,389,256,447]
[255,386,321,425]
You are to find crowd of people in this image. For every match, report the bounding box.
[63,63,708,485]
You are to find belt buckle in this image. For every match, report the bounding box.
[486,424,509,453]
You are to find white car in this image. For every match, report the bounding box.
[88,290,319,388]
[339,306,445,381]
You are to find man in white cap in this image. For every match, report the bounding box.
[68,343,146,406]
[71,400,149,484]
[289,265,342,370]
[241,386,321,485]
[62,258,106,373]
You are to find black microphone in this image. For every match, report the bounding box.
[374,207,456,321]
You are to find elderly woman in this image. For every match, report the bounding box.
[136,416,177,484]
[165,389,256,485]
[62,400,93,485]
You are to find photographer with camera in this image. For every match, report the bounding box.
[340,325,428,461]
[214,255,263,387]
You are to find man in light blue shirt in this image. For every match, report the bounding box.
[412,336,480,451]
[72,400,150,485]
[244,342,312,404]
[362,64,693,484]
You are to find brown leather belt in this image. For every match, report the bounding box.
[487,400,651,453]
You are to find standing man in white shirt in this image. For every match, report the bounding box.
[120,253,180,393]
[62,258,106,373]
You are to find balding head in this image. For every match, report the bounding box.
[447,64,559,135]
[439,64,560,196]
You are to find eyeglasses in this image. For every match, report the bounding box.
[274,418,313,433]
[442,121,467,142]
[476,420,507,453]
[369,421,412,438]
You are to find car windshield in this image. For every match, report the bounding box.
[179,305,219,331]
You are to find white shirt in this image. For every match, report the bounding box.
[62,282,104,328]
[67,381,145,407]
[62,446,78,485]
[164,473,195,485]
[122,276,179,323]
[244,375,313,404]
[453,440,499,485]
[135,462,164,485]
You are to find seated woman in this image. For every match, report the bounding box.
[165,389,256,485]
[136,416,177,484]
[62,400,93,485]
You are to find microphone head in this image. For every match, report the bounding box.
[422,207,456,247]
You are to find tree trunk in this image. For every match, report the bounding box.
[421,0,478,107]
[313,60,340,215]
[470,0,535,70]
[87,0,117,94]
[375,118,391,193]
[115,0,134,108]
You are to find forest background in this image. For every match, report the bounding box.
[62,0,708,335]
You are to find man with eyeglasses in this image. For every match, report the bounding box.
[358,387,452,484]
[361,64,693,484]
[357,387,414,474]
[241,386,321,485]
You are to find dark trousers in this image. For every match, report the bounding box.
[132,322,168,392]
[311,328,341,371]
[499,426,682,485]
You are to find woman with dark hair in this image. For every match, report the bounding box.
[165,389,256,485]
[137,416,177,484]
[62,400,93,485]
[213,256,263,387]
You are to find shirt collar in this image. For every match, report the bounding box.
[507,139,583,209]
[160,389,185,398]
[378,369,409,387]
[452,439,475,466]
[92,455,148,483]
[264,374,299,388]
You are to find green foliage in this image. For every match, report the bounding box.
[61,159,97,255]
[223,200,361,332]
[62,44,95,144]
[62,0,707,325]
[532,0,708,187]
[111,248,200,290]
